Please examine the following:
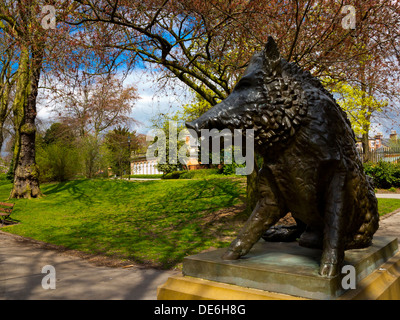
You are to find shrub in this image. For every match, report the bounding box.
[221,163,247,175]
[36,142,81,182]
[124,174,163,179]
[162,169,224,179]
[364,161,400,189]
[179,169,220,179]
[162,171,186,179]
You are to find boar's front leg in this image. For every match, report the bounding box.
[320,169,347,277]
[222,168,285,260]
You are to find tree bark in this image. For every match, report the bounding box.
[9,45,43,199]
[0,66,13,153]
[361,131,370,163]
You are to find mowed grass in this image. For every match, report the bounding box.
[0,177,247,269]
[377,198,400,216]
[1,177,400,269]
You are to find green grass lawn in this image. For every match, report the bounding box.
[1,177,400,269]
[376,198,400,216]
[0,177,248,269]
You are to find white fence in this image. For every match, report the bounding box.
[131,159,162,175]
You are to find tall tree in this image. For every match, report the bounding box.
[36,122,80,182]
[49,74,139,138]
[104,126,141,177]
[0,1,51,198]
[48,73,139,178]
[0,37,16,152]
[70,0,400,209]
[324,77,389,161]
[70,0,400,104]
[0,1,128,197]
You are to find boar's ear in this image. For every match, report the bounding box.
[263,36,282,75]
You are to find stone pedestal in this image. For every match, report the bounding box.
[157,236,400,300]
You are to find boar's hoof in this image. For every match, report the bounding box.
[222,250,241,260]
[319,263,339,278]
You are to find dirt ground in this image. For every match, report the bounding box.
[377,188,400,194]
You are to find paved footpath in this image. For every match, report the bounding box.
[0,202,399,300]
[0,232,179,300]
[375,193,400,199]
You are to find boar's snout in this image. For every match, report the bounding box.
[185,121,199,135]
[186,102,231,137]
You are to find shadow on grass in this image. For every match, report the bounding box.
[117,178,245,268]
[42,179,97,206]
[43,179,86,195]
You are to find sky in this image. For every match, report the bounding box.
[123,69,193,134]
[369,106,400,138]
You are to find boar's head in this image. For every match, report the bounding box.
[186,36,308,153]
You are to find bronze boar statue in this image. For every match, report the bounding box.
[186,36,379,277]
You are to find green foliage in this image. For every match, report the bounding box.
[175,90,215,122]
[161,169,228,179]
[364,161,400,189]
[124,174,163,179]
[221,162,246,175]
[80,134,108,179]
[0,172,9,184]
[36,124,81,182]
[157,162,183,176]
[179,169,221,179]
[36,141,80,182]
[162,171,186,179]
[323,78,388,136]
[6,158,14,182]
[150,117,187,175]
[104,126,133,177]
[43,123,76,146]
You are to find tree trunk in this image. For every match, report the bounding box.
[361,130,370,163]
[0,76,13,153]
[10,45,43,199]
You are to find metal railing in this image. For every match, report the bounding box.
[361,147,400,163]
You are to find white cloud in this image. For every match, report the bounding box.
[125,70,193,134]
[370,108,400,138]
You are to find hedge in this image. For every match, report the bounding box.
[162,169,222,179]
[364,161,400,189]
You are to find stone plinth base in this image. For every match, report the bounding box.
[157,236,400,300]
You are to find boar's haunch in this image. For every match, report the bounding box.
[186,36,379,277]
